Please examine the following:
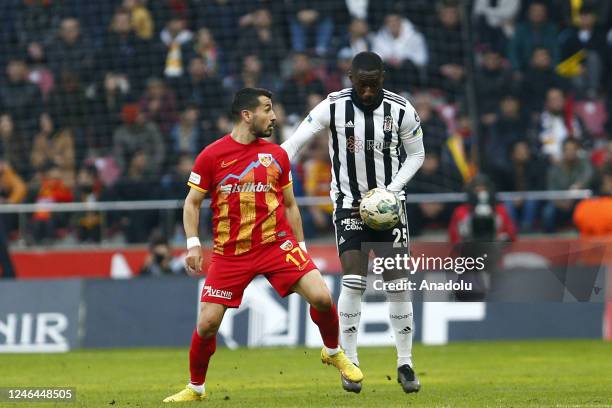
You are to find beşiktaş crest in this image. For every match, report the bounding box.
[383,115,393,132]
[258,153,273,167]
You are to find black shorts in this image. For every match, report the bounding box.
[333,202,410,257]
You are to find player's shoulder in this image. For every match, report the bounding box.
[196,134,230,158]
[258,139,289,157]
[328,88,352,103]
[383,89,409,109]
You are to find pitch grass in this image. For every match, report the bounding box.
[1,340,611,408]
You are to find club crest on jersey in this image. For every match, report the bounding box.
[280,240,294,251]
[383,115,393,132]
[258,153,273,167]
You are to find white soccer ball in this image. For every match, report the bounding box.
[359,188,401,231]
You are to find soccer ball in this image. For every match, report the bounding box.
[359,188,401,231]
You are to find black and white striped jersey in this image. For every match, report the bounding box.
[283,88,423,210]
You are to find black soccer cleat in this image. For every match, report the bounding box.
[397,364,420,393]
[341,365,362,393]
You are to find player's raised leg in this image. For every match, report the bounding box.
[163,302,226,402]
[291,269,363,383]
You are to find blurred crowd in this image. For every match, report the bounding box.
[0,0,612,245]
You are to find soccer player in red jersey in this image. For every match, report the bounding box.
[163,88,363,402]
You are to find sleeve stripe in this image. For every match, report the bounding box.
[281,181,293,190]
[187,182,207,193]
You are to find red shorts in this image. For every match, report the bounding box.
[201,238,317,307]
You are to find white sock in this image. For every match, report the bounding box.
[338,274,366,366]
[386,279,414,368]
[188,383,204,395]
[325,346,340,356]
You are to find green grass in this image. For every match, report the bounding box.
[1,340,612,407]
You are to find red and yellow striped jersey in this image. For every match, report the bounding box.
[188,134,294,256]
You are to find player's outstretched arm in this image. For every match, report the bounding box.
[183,187,206,275]
[281,98,330,161]
[282,184,306,248]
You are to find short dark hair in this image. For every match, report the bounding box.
[231,88,272,122]
[351,51,383,73]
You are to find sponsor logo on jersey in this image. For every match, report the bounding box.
[189,172,201,184]
[258,153,273,167]
[383,115,393,132]
[203,285,233,300]
[344,120,355,128]
[346,135,363,153]
[219,182,273,194]
[221,159,238,168]
[340,218,363,231]
[280,240,294,251]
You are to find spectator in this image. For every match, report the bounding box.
[223,54,279,97]
[101,8,153,94]
[0,213,15,277]
[161,153,193,200]
[15,0,62,47]
[444,110,476,185]
[279,53,325,119]
[113,104,165,176]
[287,0,339,57]
[557,5,606,98]
[413,92,449,153]
[336,19,372,57]
[551,0,610,29]
[473,0,520,51]
[169,105,202,158]
[536,88,586,162]
[73,164,103,242]
[301,134,333,238]
[481,94,527,177]
[520,47,567,114]
[122,0,154,40]
[160,14,192,79]
[508,1,560,73]
[235,8,286,77]
[113,150,160,243]
[26,41,54,100]
[573,168,612,237]
[0,56,42,133]
[499,141,548,232]
[138,77,178,135]
[543,138,593,232]
[426,0,467,100]
[449,174,517,244]
[197,0,241,52]
[475,47,515,115]
[0,158,27,205]
[139,234,185,276]
[0,114,30,178]
[29,162,74,244]
[30,122,76,188]
[88,72,132,150]
[46,70,89,139]
[406,148,462,236]
[45,18,94,82]
[324,47,353,93]
[182,27,224,78]
[176,57,225,128]
[372,13,427,92]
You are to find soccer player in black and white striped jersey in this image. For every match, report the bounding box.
[282,52,424,394]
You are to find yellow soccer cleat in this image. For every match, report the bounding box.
[320,348,364,383]
[163,386,207,402]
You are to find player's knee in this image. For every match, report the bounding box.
[197,317,221,338]
[310,291,333,311]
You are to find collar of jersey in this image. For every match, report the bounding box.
[351,88,384,112]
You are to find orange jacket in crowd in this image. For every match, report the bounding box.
[0,163,27,204]
[573,197,612,237]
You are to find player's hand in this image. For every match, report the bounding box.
[185,246,203,276]
[388,189,406,202]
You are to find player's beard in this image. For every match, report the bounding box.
[252,123,275,138]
